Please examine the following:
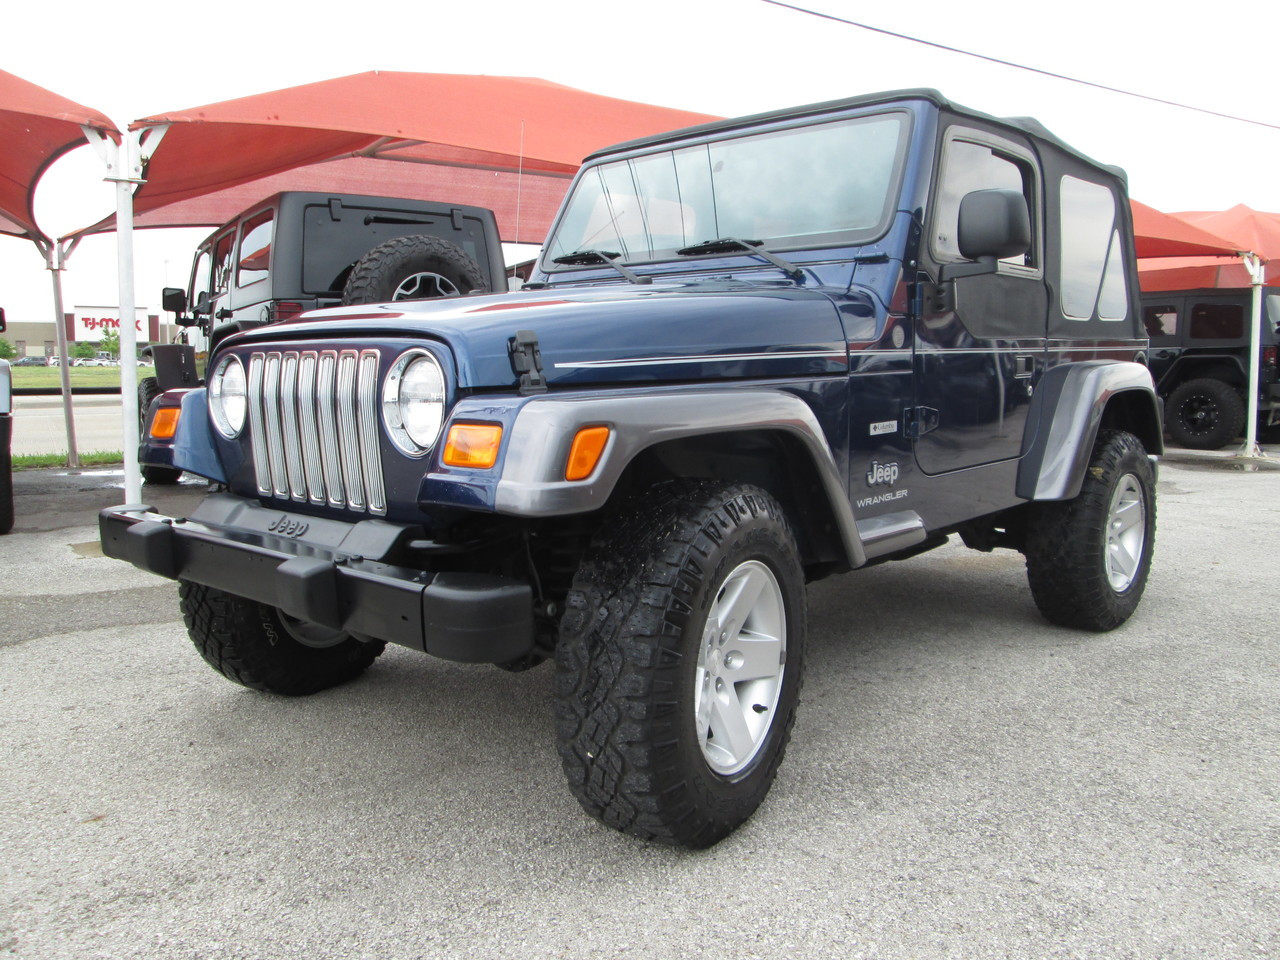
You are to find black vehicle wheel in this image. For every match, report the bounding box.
[178,580,385,696]
[0,416,13,535]
[1165,377,1245,450]
[1024,430,1156,632]
[555,481,806,848]
[341,235,488,306]
[138,377,182,485]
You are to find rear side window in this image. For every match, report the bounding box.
[1189,302,1244,340]
[1059,176,1127,322]
[237,209,274,287]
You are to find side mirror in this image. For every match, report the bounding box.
[940,188,1031,282]
[162,287,188,314]
[0,306,6,333]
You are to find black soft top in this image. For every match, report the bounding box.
[585,88,1126,184]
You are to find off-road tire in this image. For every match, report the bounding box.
[138,377,182,485]
[341,235,487,305]
[0,416,13,535]
[178,580,384,696]
[1024,430,1156,631]
[1166,377,1245,450]
[555,481,806,848]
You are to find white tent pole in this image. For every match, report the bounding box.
[83,123,167,503]
[42,239,80,467]
[1239,253,1265,459]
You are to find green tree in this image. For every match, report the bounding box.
[0,337,15,360]
[100,329,120,360]
[71,341,96,360]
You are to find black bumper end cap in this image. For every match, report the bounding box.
[422,573,534,664]
[275,557,342,628]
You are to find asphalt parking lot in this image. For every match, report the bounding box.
[1,458,1277,960]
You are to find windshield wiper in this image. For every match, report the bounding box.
[550,249,651,285]
[675,237,805,282]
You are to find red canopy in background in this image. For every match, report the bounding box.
[0,69,117,241]
[1137,205,1280,291]
[71,72,719,244]
[1130,199,1243,259]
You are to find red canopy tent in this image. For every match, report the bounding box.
[71,72,720,244]
[0,69,120,469]
[0,68,116,242]
[1130,199,1244,260]
[1136,205,1280,291]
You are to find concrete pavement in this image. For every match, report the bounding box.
[0,461,1277,959]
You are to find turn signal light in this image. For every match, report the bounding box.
[442,423,503,468]
[565,426,610,481]
[150,407,181,439]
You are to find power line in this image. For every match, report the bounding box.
[760,0,1280,132]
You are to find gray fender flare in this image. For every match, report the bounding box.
[493,387,867,567]
[1016,360,1162,502]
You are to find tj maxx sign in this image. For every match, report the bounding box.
[66,307,162,343]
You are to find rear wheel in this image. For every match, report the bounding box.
[1166,377,1245,449]
[178,581,384,695]
[341,235,487,305]
[555,481,806,847]
[1024,430,1156,631]
[138,377,182,485]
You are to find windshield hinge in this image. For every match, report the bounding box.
[508,329,547,395]
[903,406,939,438]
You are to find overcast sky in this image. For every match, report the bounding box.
[3,0,1277,329]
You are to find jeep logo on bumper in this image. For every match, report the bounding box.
[267,514,310,538]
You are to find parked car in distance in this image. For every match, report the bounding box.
[1142,288,1280,448]
[11,355,48,366]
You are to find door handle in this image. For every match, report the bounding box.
[1014,355,1034,378]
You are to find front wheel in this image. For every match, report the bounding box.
[1024,430,1156,631]
[179,581,384,695]
[555,482,806,848]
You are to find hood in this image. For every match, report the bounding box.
[228,279,852,390]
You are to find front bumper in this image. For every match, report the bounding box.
[99,493,534,663]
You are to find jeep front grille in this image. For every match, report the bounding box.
[245,349,387,515]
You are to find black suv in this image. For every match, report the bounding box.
[104,90,1162,847]
[1142,289,1279,448]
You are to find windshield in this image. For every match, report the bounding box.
[546,111,909,266]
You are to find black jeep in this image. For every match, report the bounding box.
[141,192,506,481]
[1141,288,1280,448]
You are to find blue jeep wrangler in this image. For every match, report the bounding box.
[101,89,1162,847]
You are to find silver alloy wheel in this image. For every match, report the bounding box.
[1105,473,1146,592]
[694,559,787,776]
[392,272,460,300]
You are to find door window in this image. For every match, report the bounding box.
[933,137,1038,269]
[212,232,235,295]
[1142,304,1178,339]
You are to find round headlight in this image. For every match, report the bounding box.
[382,349,445,456]
[209,354,247,439]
